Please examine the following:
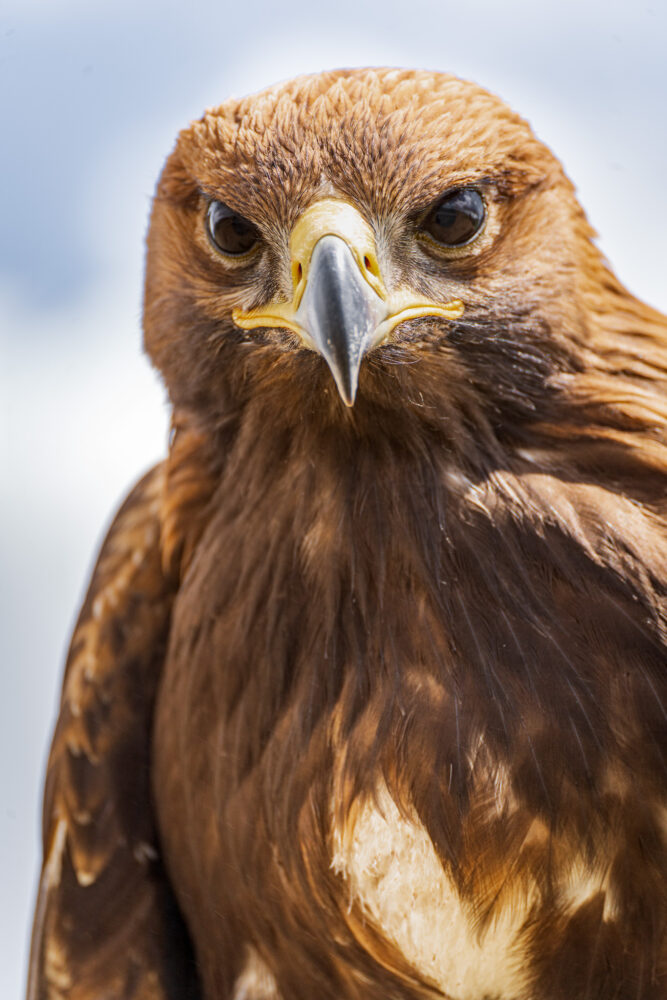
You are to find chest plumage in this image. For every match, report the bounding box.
[153,420,665,999]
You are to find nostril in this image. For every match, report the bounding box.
[292,260,304,293]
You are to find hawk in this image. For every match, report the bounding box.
[28,69,667,1000]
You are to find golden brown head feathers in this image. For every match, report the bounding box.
[144,70,666,471]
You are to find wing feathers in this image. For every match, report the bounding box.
[28,466,200,1000]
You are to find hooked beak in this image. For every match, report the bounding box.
[233,198,463,406]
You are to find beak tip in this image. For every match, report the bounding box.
[335,373,358,408]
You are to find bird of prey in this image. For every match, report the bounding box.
[28,69,667,1000]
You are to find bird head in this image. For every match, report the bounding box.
[143,69,603,449]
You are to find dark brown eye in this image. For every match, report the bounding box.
[206,201,260,256]
[421,188,485,247]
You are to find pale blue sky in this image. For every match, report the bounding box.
[2,1,666,995]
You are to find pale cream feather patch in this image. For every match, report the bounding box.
[232,948,281,1000]
[331,785,536,1000]
[331,781,620,999]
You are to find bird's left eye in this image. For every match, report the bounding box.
[206,201,260,257]
[420,188,485,248]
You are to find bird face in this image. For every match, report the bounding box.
[143,69,590,439]
[231,195,464,405]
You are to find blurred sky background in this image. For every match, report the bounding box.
[1,0,666,995]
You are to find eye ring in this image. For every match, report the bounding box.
[206,200,261,258]
[418,187,486,249]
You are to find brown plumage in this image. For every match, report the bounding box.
[28,69,667,1000]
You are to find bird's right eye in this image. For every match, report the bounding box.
[206,201,260,257]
